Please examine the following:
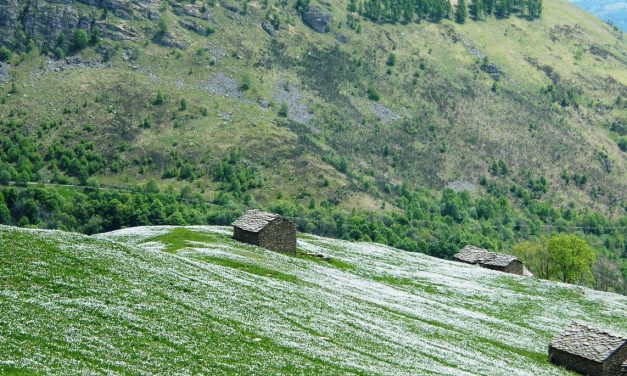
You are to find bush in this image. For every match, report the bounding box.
[0,47,11,62]
[71,29,89,52]
[240,72,253,91]
[152,92,165,106]
[367,86,380,101]
[618,136,627,152]
[157,16,169,36]
[53,47,65,60]
[278,102,289,117]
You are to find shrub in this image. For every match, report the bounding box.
[157,16,169,36]
[278,102,289,117]
[153,92,165,106]
[367,86,380,101]
[53,47,65,60]
[0,47,11,62]
[71,29,89,52]
[240,72,253,91]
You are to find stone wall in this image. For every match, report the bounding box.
[233,227,260,247]
[604,343,627,375]
[481,260,524,275]
[549,347,604,375]
[258,218,296,254]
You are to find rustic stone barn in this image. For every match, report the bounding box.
[453,245,529,276]
[232,210,296,254]
[549,323,627,376]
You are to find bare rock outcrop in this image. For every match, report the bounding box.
[302,6,331,33]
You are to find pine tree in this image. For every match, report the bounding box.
[482,0,494,14]
[455,0,468,23]
[470,0,484,20]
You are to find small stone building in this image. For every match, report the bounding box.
[549,322,627,376]
[232,210,296,254]
[453,245,528,275]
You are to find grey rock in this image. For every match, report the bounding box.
[147,10,160,21]
[221,0,239,13]
[480,62,501,80]
[179,18,210,36]
[0,0,19,46]
[273,82,313,124]
[0,62,10,84]
[369,103,400,124]
[447,180,476,193]
[77,0,100,6]
[171,3,212,20]
[262,20,276,36]
[302,5,331,33]
[335,33,348,43]
[113,9,133,20]
[21,0,81,48]
[97,22,140,41]
[153,31,188,49]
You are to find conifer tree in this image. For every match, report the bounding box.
[455,0,468,23]
[470,0,484,20]
[482,0,494,14]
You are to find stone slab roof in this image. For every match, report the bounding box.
[453,245,518,267]
[232,210,281,233]
[550,323,626,362]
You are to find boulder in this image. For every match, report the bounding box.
[302,5,331,33]
[261,20,276,36]
[179,19,211,36]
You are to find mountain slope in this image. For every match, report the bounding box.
[0,0,625,213]
[1,224,626,374]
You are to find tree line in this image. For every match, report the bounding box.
[356,0,542,24]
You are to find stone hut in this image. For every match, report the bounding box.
[549,322,627,376]
[453,245,528,276]
[232,210,296,254]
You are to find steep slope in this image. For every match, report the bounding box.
[0,0,625,213]
[1,224,626,374]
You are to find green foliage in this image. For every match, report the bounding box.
[240,72,253,91]
[0,47,11,62]
[278,102,289,117]
[71,29,89,52]
[53,47,65,60]
[367,86,380,101]
[179,98,187,111]
[295,0,310,14]
[470,0,484,20]
[455,0,468,23]
[547,234,596,284]
[212,150,263,197]
[514,235,597,285]
[89,28,100,46]
[618,136,627,152]
[157,16,169,36]
[152,92,165,106]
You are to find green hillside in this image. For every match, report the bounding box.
[0,224,626,374]
[0,0,625,291]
